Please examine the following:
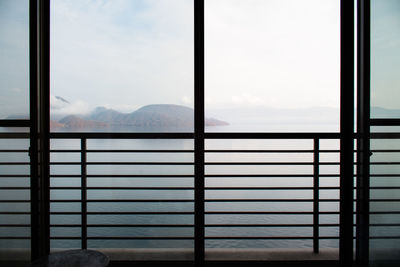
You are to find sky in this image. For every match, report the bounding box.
[0,0,29,119]
[371,0,400,116]
[1,0,399,120]
[49,0,340,116]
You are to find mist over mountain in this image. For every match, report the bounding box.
[50,101,228,131]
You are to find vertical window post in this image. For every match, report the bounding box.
[340,0,355,265]
[194,0,205,266]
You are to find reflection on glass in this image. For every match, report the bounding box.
[0,0,29,119]
[371,0,400,118]
[205,0,340,132]
[50,0,193,132]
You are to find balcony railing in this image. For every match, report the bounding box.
[0,131,399,262]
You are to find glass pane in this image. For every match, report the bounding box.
[370,128,400,266]
[50,0,194,261]
[371,0,400,118]
[205,0,340,132]
[0,0,29,119]
[50,0,194,132]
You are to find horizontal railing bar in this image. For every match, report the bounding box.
[205,174,338,177]
[204,162,327,165]
[205,187,339,190]
[0,211,30,214]
[371,149,400,153]
[371,132,400,138]
[205,199,335,202]
[0,187,30,190]
[205,211,338,215]
[370,199,400,202]
[370,236,400,239]
[51,149,194,153]
[370,119,400,126]
[46,211,341,215]
[48,132,344,139]
[370,162,400,165]
[47,186,340,191]
[1,199,340,203]
[51,212,194,215]
[50,162,194,165]
[0,120,30,127]
[0,239,31,240]
[46,199,340,203]
[370,187,400,189]
[0,133,29,138]
[49,174,340,179]
[205,150,328,153]
[3,131,400,139]
[49,236,193,240]
[49,199,194,203]
[0,200,30,203]
[0,175,30,178]
[46,223,342,228]
[204,132,341,139]
[370,211,400,214]
[0,236,342,240]
[87,175,193,178]
[204,236,338,240]
[207,200,339,203]
[370,224,400,226]
[50,175,194,178]
[0,150,29,152]
[206,224,315,227]
[86,224,194,228]
[49,149,341,153]
[50,132,194,139]
[50,187,195,190]
[370,174,400,177]
[48,161,344,166]
[0,224,30,227]
[0,162,29,165]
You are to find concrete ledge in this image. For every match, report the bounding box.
[0,248,339,262]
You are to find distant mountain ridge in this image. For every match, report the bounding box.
[51,104,228,130]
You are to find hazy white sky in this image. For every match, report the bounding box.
[1,0,399,119]
[50,0,340,115]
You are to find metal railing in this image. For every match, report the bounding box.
[0,131,399,260]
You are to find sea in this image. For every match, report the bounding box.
[1,122,397,253]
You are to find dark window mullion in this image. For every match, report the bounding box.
[194,0,205,266]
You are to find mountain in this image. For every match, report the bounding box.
[58,115,108,129]
[51,104,229,130]
[87,104,228,128]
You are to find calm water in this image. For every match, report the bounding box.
[1,124,343,249]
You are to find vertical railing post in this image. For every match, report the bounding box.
[313,138,320,254]
[81,138,87,249]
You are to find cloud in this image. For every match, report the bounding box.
[50,0,339,111]
[50,95,91,116]
[50,0,193,109]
